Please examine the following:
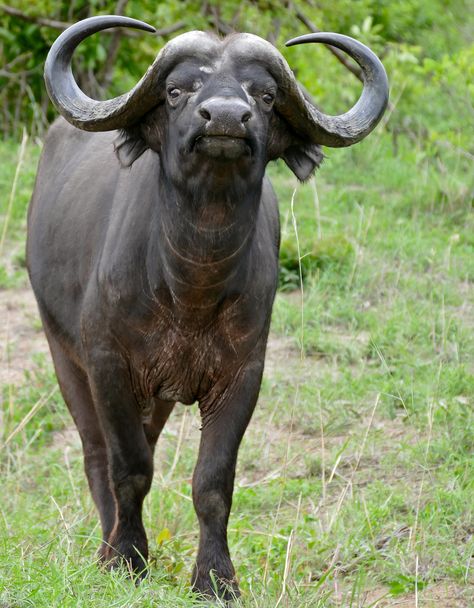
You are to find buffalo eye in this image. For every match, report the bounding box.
[167,87,182,101]
[262,92,275,105]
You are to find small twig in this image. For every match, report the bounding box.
[267,17,281,46]
[3,385,58,446]
[165,408,188,480]
[0,5,185,38]
[202,1,232,36]
[435,139,474,161]
[311,176,322,240]
[153,21,187,37]
[263,383,299,586]
[328,394,380,531]
[26,82,48,135]
[263,486,284,586]
[290,185,305,359]
[0,4,73,30]
[326,439,350,485]
[373,343,409,417]
[294,9,363,82]
[410,400,435,549]
[415,553,419,608]
[64,446,81,508]
[0,129,28,256]
[0,67,40,79]
[275,528,295,608]
[2,51,33,72]
[98,0,129,88]
[333,525,410,574]
[208,15,234,36]
[318,390,326,501]
[238,454,299,488]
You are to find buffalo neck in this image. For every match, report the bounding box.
[148,166,263,315]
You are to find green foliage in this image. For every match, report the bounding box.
[1,0,473,143]
[279,233,354,290]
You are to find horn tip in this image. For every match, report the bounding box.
[130,19,156,34]
[285,34,325,47]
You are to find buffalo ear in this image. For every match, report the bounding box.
[269,112,324,181]
[281,142,324,181]
[115,127,148,167]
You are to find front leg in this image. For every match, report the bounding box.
[192,359,265,601]
[86,347,153,576]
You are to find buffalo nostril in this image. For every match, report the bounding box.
[242,111,251,123]
[199,107,211,121]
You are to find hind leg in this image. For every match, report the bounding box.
[44,329,116,555]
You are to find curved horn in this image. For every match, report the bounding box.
[284,33,389,147]
[45,18,221,132]
[45,16,159,131]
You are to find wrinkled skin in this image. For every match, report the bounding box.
[27,47,322,602]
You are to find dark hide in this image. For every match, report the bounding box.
[27,46,322,601]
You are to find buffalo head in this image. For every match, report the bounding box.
[44,16,388,183]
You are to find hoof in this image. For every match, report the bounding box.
[98,536,148,580]
[192,570,240,604]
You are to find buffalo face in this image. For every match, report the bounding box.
[130,56,313,189]
[158,61,269,181]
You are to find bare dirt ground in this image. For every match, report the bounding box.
[363,583,470,608]
[0,286,50,386]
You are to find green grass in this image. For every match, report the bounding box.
[0,122,473,607]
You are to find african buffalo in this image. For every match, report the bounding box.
[27,15,388,601]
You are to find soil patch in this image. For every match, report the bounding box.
[0,286,50,387]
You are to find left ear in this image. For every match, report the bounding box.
[268,113,324,181]
[280,141,324,181]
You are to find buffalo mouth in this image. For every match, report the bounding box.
[193,135,252,160]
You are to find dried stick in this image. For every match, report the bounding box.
[295,9,364,82]
[0,5,185,38]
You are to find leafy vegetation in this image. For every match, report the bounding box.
[0,0,473,606]
[1,0,472,138]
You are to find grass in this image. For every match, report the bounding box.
[0,120,473,607]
